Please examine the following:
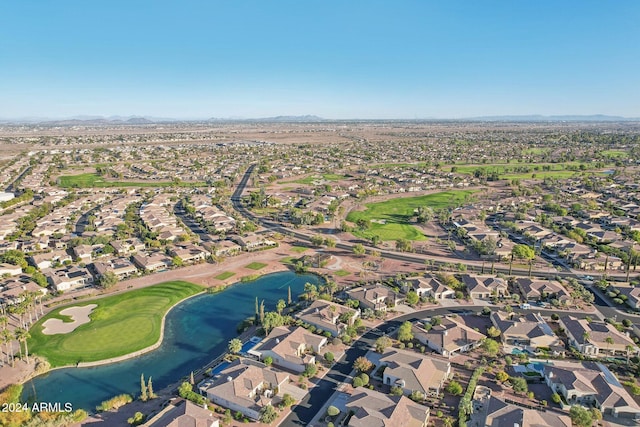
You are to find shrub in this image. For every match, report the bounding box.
[324,351,335,362]
[96,394,133,412]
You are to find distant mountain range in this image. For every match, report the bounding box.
[466,114,640,122]
[0,114,638,125]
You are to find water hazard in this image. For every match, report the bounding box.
[22,272,321,411]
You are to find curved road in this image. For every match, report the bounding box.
[227,165,640,424]
[280,305,593,427]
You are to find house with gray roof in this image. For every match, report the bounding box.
[250,325,326,373]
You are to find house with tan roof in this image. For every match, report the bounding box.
[132,252,172,272]
[413,317,486,358]
[490,312,564,354]
[345,388,430,427]
[199,359,289,421]
[544,361,640,419]
[347,284,400,312]
[482,395,571,427]
[170,244,210,264]
[145,399,220,427]
[250,325,326,373]
[514,277,571,303]
[402,275,455,299]
[295,300,359,337]
[378,348,451,396]
[460,274,508,299]
[560,315,639,357]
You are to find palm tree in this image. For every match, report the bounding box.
[15,327,30,363]
[626,344,635,366]
[605,336,614,355]
[2,329,15,366]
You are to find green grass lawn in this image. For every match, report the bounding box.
[600,149,628,158]
[346,190,474,241]
[58,173,207,188]
[280,256,296,265]
[282,173,346,185]
[245,262,268,270]
[214,271,236,280]
[290,246,308,253]
[334,269,351,277]
[29,281,203,367]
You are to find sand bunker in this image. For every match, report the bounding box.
[42,304,97,335]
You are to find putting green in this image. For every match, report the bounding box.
[29,281,203,367]
[346,191,474,241]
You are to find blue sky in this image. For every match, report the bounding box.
[1,1,639,119]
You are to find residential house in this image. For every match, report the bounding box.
[347,284,399,312]
[617,286,640,310]
[345,388,430,427]
[482,395,571,427]
[413,317,486,358]
[145,399,220,427]
[560,315,639,357]
[231,234,277,252]
[29,250,72,270]
[250,325,326,373]
[132,252,172,272]
[490,312,564,354]
[402,275,455,299]
[72,244,94,263]
[203,240,242,257]
[170,244,211,264]
[378,348,451,396]
[460,274,508,299]
[544,361,640,419]
[110,238,145,256]
[0,263,22,277]
[296,300,359,337]
[199,359,289,421]
[91,258,138,280]
[0,279,47,305]
[44,265,94,292]
[514,277,571,304]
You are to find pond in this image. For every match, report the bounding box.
[22,271,321,411]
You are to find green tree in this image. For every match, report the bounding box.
[14,327,30,363]
[281,393,295,408]
[446,380,463,395]
[375,335,392,353]
[353,356,373,372]
[228,338,242,354]
[486,326,501,338]
[397,321,414,342]
[324,351,335,363]
[259,404,278,424]
[147,376,156,399]
[569,405,593,427]
[353,243,366,256]
[172,256,184,267]
[405,291,419,305]
[481,338,500,357]
[310,235,324,246]
[287,286,292,305]
[511,377,528,394]
[495,371,509,382]
[140,374,148,401]
[98,271,118,289]
[263,356,273,366]
[303,363,317,377]
[276,299,286,315]
[551,393,562,404]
